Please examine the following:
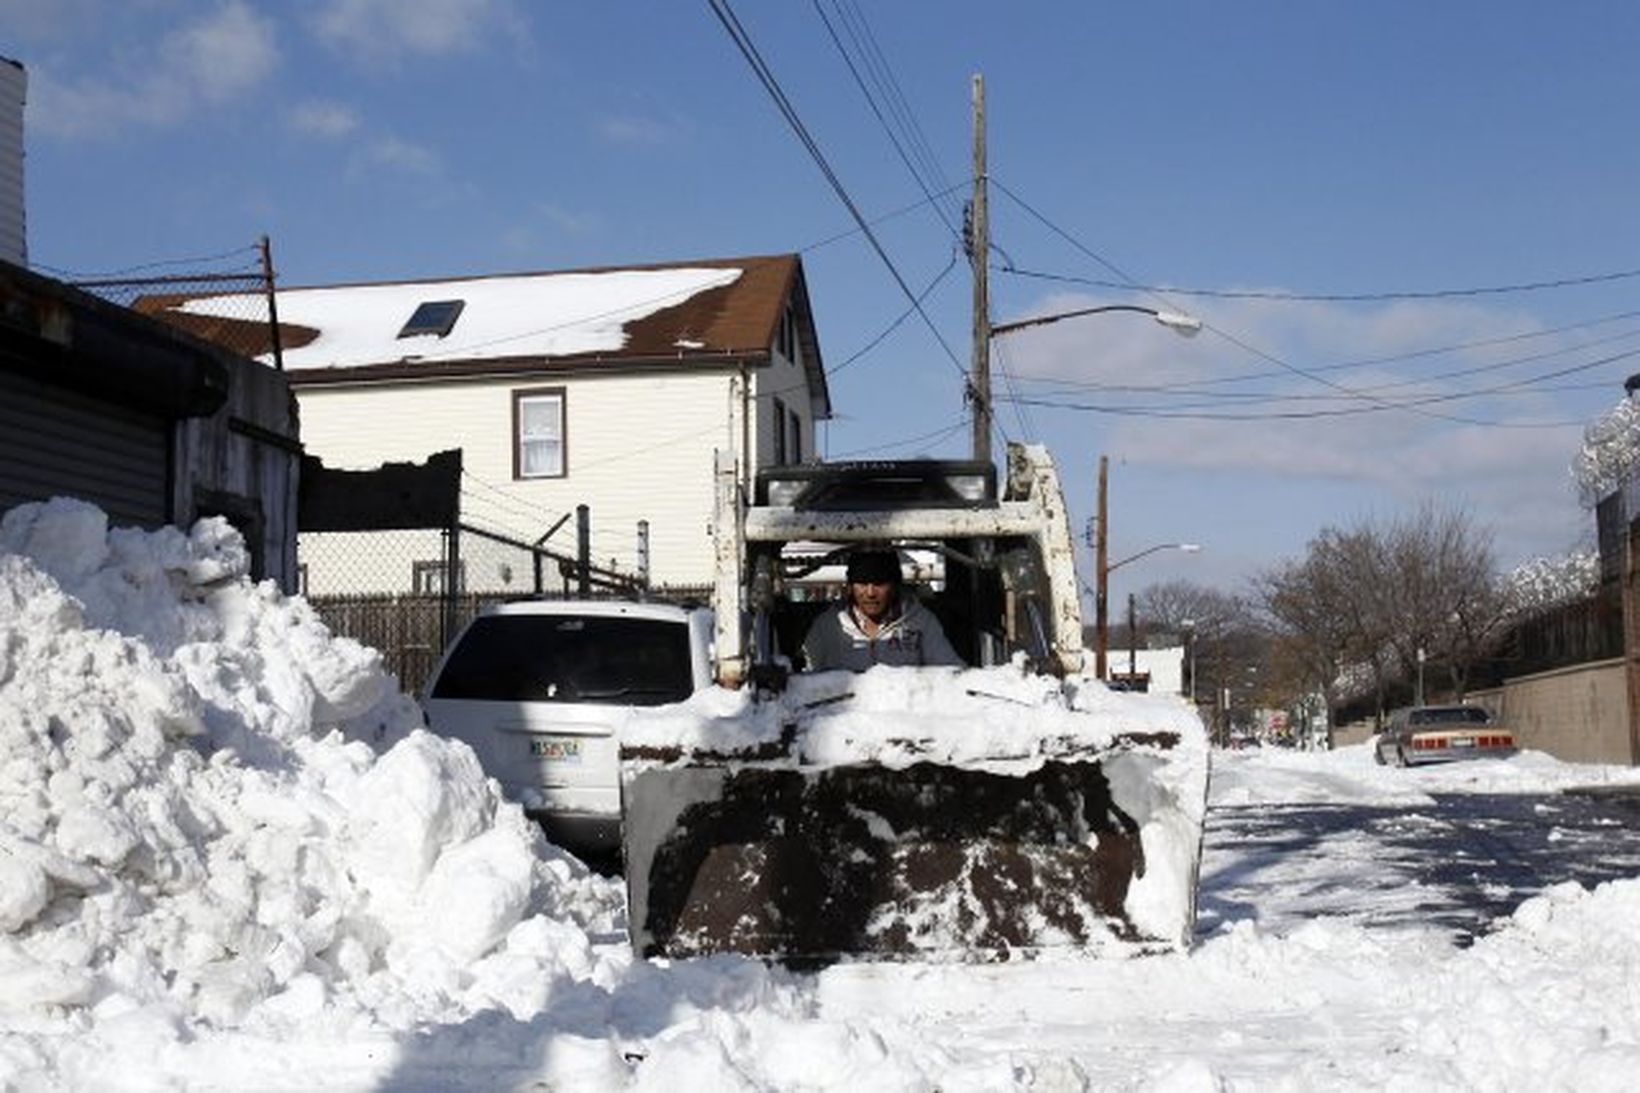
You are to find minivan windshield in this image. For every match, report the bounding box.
[430,614,694,705]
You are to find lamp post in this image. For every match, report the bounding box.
[981,300,1202,679]
[980,303,1201,466]
[1181,618,1197,702]
[1095,541,1200,680]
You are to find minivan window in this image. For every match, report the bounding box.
[431,614,694,705]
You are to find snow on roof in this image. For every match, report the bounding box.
[175,265,745,370]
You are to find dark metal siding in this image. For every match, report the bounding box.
[0,367,168,528]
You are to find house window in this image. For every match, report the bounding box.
[513,388,566,479]
[789,408,802,463]
[776,304,797,363]
[772,396,788,464]
[399,300,465,339]
[413,560,465,594]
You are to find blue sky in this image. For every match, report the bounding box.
[7,0,1640,610]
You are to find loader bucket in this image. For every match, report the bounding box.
[620,670,1209,964]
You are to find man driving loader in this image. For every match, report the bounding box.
[800,547,963,671]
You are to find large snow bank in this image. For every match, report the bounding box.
[0,499,623,1039]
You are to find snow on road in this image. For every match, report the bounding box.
[4,500,1640,1091]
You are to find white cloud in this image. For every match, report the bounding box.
[361,135,439,175]
[311,0,526,62]
[168,0,279,101]
[597,114,688,147]
[996,290,1615,565]
[288,99,361,139]
[28,1,278,137]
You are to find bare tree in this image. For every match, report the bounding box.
[1259,503,1505,730]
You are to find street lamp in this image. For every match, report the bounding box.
[1086,541,1200,681]
[989,304,1203,339]
[979,303,1203,465]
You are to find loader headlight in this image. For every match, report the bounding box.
[765,478,804,507]
[945,473,990,502]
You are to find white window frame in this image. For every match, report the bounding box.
[513,387,567,479]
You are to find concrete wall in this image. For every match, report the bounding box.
[1470,657,1634,766]
[1334,658,1635,765]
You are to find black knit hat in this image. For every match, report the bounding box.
[846,548,902,584]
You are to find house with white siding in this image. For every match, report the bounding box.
[144,254,829,591]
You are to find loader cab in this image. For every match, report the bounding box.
[746,456,1072,674]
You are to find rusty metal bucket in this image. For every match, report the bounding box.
[622,729,1198,965]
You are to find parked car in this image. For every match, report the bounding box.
[421,599,714,862]
[1374,704,1516,767]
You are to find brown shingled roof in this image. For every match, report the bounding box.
[138,254,797,364]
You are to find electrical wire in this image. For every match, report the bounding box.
[990,177,1640,304]
[705,0,971,389]
[830,417,971,457]
[1000,260,1640,304]
[799,184,966,254]
[998,350,1617,423]
[826,253,959,377]
[812,0,961,240]
[1012,320,1640,400]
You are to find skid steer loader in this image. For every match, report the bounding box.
[619,442,1209,964]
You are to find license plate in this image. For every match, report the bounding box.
[1449,737,1475,748]
[530,738,582,763]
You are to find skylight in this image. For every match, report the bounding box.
[398,299,465,339]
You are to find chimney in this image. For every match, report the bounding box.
[0,57,26,267]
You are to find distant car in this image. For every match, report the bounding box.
[1374,704,1516,767]
[421,599,714,861]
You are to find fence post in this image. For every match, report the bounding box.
[1626,521,1640,764]
[443,523,461,650]
[576,504,591,599]
[637,520,651,592]
[259,235,285,372]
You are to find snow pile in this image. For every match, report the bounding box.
[1210,738,1640,807]
[622,658,1206,767]
[5,497,1640,1090]
[0,499,622,1046]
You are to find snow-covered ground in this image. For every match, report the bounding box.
[4,499,1640,1091]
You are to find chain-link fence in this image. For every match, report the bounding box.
[298,521,651,693]
[73,240,284,368]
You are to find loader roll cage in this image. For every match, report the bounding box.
[711,443,1086,688]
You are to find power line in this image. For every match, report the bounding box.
[799,184,965,253]
[1000,261,1640,304]
[827,253,959,377]
[984,176,1472,425]
[705,0,970,387]
[999,340,1623,424]
[812,0,961,239]
[831,417,971,457]
[991,176,1640,304]
[1012,319,1640,400]
[835,0,954,210]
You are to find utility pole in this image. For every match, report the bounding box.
[969,72,990,466]
[1095,454,1109,679]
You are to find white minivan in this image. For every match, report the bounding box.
[421,599,714,862]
